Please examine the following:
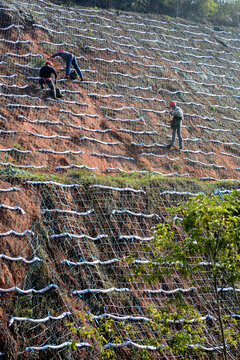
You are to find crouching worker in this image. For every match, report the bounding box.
[50,50,84,81]
[39,61,57,99]
[166,101,183,150]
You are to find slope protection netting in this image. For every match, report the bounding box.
[0,0,240,358]
[1,179,240,359]
[0,0,240,179]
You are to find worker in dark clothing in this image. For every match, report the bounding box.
[166,101,183,150]
[39,61,57,99]
[50,50,84,81]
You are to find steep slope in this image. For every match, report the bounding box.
[0,0,239,179]
[0,1,240,359]
[2,177,240,360]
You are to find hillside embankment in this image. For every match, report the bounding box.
[0,0,240,179]
[0,0,240,359]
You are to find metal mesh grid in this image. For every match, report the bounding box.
[0,0,240,358]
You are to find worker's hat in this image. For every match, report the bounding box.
[169,101,176,108]
[46,60,53,66]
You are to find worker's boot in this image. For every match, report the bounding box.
[56,88,63,98]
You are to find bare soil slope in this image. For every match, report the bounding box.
[0,0,239,180]
[0,1,240,359]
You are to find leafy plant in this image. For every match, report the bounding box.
[129,190,240,359]
[146,298,206,356]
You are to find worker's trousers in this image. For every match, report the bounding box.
[170,125,183,149]
[39,78,56,99]
[65,54,83,78]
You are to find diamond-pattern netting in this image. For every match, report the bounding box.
[0,0,240,358]
[1,179,239,359]
[0,0,240,178]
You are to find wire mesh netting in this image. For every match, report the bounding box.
[0,0,240,178]
[1,179,239,359]
[0,0,240,358]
